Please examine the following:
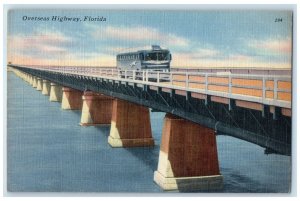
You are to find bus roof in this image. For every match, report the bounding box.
[116,45,169,56]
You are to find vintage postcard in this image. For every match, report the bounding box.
[5,6,293,193]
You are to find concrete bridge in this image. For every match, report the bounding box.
[8,64,291,192]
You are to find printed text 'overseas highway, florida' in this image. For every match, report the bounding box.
[22,16,107,22]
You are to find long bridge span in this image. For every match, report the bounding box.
[8,64,291,192]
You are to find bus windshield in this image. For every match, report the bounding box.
[145,52,169,61]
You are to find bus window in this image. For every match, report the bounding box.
[145,52,169,61]
[139,53,144,61]
[157,53,164,60]
[145,53,156,61]
[158,52,169,61]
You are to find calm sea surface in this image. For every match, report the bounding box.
[7,72,291,193]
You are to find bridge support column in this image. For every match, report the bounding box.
[154,114,223,192]
[21,73,24,80]
[36,78,43,91]
[80,91,113,126]
[26,74,30,83]
[49,83,63,102]
[31,76,35,86]
[42,80,51,96]
[32,77,38,88]
[28,75,32,84]
[29,75,33,85]
[62,87,83,110]
[108,99,154,147]
[25,74,29,83]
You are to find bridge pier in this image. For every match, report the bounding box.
[108,99,154,147]
[23,73,27,81]
[28,75,31,84]
[42,80,51,96]
[27,74,32,84]
[62,87,83,110]
[36,78,43,91]
[29,75,34,85]
[154,114,223,192]
[80,91,113,126]
[32,77,38,88]
[49,83,63,102]
[25,74,30,83]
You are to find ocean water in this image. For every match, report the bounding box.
[7,72,291,193]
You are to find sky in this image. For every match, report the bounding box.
[7,9,293,68]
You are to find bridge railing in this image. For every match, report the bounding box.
[170,67,291,76]
[17,65,292,108]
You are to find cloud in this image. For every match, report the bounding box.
[7,26,117,66]
[248,37,292,55]
[166,38,291,68]
[171,51,290,68]
[8,29,73,59]
[227,54,252,61]
[33,29,73,44]
[90,25,190,48]
[179,48,222,59]
[7,29,75,67]
[9,51,116,67]
[39,46,67,53]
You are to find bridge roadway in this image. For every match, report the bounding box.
[8,65,292,192]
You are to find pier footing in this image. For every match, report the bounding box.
[154,114,223,192]
[108,99,154,147]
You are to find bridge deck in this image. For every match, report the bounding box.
[16,65,291,109]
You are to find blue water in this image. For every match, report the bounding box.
[7,72,291,193]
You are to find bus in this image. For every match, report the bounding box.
[116,45,172,72]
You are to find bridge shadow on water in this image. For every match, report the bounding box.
[220,167,281,193]
[123,146,160,172]
[94,126,160,172]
